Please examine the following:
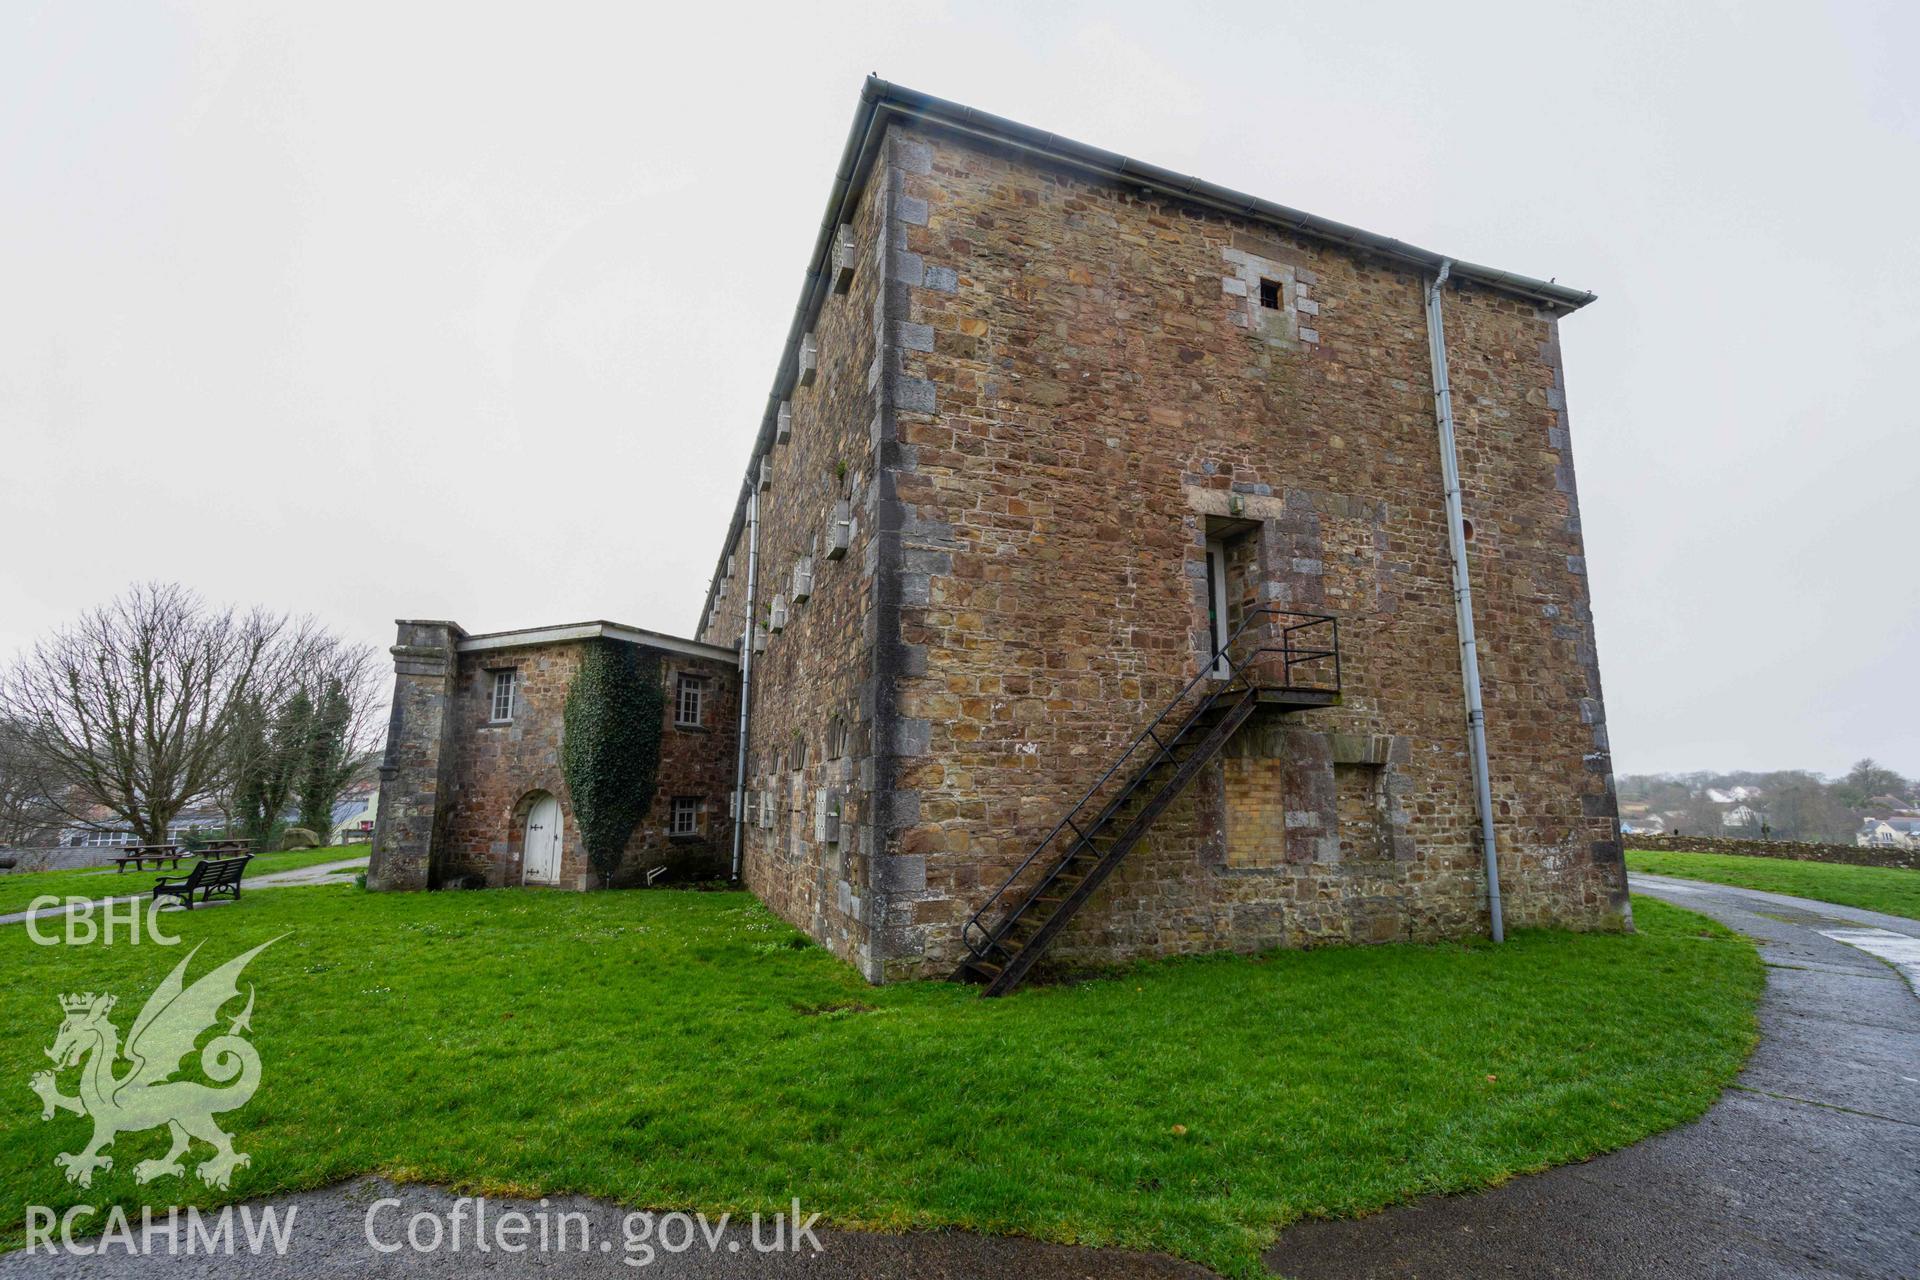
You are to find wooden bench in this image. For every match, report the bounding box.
[152,854,253,909]
[113,845,189,872]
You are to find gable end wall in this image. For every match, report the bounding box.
[860,120,1625,977]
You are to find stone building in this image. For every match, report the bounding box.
[373,79,1628,992]
[369,621,737,891]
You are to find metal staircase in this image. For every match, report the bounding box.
[953,609,1341,996]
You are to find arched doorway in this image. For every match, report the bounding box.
[522,793,563,885]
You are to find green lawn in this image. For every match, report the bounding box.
[0,888,1758,1277]
[1627,848,1920,921]
[0,846,367,916]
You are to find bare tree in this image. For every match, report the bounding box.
[1835,757,1908,808]
[0,584,300,844]
[0,718,66,846]
[1755,771,1849,843]
[298,635,385,769]
[1671,790,1724,838]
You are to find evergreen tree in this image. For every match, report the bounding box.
[231,689,311,847]
[296,677,360,840]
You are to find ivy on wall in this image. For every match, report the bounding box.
[561,639,665,886]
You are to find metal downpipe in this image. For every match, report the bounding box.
[1424,260,1505,943]
[729,492,759,881]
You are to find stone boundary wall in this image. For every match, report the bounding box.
[0,848,114,873]
[1627,833,1919,872]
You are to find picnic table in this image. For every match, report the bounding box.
[112,844,192,873]
[199,838,255,854]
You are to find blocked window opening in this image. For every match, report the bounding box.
[1223,757,1286,869]
[1258,278,1281,310]
[1335,763,1389,862]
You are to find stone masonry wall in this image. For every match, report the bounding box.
[861,120,1627,976]
[437,640,738,888]
[696,153,890,978]
[1630,833,1920,872]
[368,621,465,891]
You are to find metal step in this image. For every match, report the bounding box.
[973,685,1260,997]
[952,610,1342,996]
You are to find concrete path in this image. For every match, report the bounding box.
[1265,873,1920,1279]
[245,855,369,888]
[0,1174,1213,1279]
[0,856,367,928]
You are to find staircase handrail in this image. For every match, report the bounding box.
[960,608,1339,959]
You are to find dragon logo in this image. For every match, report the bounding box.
[30,939,279,1190]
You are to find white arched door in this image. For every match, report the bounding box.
[523,794,563,885]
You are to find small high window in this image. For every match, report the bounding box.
[670,796,701,837]
[1258,278,1281,310]
[489,669,518,722]
[674,673,705,728]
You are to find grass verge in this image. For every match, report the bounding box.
[0,847,367,916]
[1627,848,1920,921]
[0,888,1758,1276]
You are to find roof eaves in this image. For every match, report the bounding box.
[457,620,737,664]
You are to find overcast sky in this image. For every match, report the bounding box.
[2,1,1914,778]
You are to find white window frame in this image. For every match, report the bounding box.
[670,796,701,837]
[490,669,518,723]
[674,674,705,728]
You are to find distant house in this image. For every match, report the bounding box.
[330,784,379,845]
[1722,804,1767,832]
[1858,818,1920,849]
[1619,814,1666,836]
